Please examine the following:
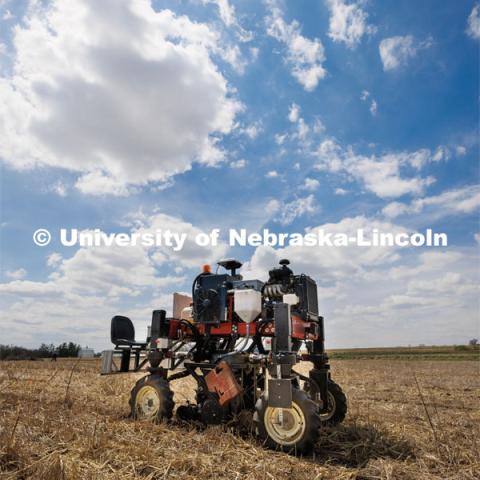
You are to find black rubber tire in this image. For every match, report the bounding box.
[314,380,347,425]
[254,388,321,454]
[129,375,174,421]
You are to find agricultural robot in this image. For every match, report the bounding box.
[101,259,347,453]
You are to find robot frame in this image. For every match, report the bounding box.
[101,259,347,454]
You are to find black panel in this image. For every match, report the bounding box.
[193,274,228,324]
[294,275,318,318]
[273,303,291,352]
[268,378,293,408]
[151,310,168,338]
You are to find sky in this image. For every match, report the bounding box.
[0,0,479,351]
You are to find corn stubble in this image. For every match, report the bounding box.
[0,358,478,480]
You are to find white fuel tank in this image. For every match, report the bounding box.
[234,289,262,323]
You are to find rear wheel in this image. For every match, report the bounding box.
[254,388,321,454]
[130,375,174,421]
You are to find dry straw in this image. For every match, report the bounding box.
[0,358,478,479]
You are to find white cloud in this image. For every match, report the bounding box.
[0,0,242,195]
[47,252,63,267]
[203,0,236,26]
[243,216,405,281]
[466,4,480,39]
[240,122,261,139]
[277,194,317,225]
[49,181,67,197]
[230,158,246,168]
[456,145,467,156]
[75,171,132,197]
[266,170,279,178]
[432,146,447,162]
[5,268,27,280]
[360,89,377,115]
[326,0,375,48]
[288,103,300,122]
[360,89,370,101]
[296,118,310,140]
[335,187,348,195]
[275,133,287,145]
[315,140,439,198]
[313,117,325,134]
[202,0,253,42]
[241,217,479,347]
[265,199,281,215]
[0,211,229,347]
[379,35,431,71]
[301,177,320,190]
[381,201,408,219]
[266,1,326,91]
[382,185,480,219]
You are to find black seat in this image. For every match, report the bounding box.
[111,315,147,348]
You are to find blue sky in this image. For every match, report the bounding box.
[0,0,479,350]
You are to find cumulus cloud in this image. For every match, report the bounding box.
[466,4,480,39]
[315,140,441,198]
[0,0,242,195]
[382,185,480,219]
[242,216,406,281]
[0,211,229,347]
[266,1,326,91]
[301,177,320,191]
[326,0,375,48]
[288,103,300,122]
[5,268,27,280]
[379,35,431,71]
[241,217,479,346]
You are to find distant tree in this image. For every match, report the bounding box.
[38,343,56,357]
[67,341,80,357]
[1,342,81,360]
[469,338,478,346]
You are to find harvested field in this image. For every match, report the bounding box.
[0,358,478,479]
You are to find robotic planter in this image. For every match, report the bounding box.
[101,259,347,454]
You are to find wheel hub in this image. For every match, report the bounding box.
[135,385,161,419]
[264,402,306,445]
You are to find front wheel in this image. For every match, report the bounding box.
[254,388,321,454]
[129,375,174,421]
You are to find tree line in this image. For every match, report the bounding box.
[0,342,82,360]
